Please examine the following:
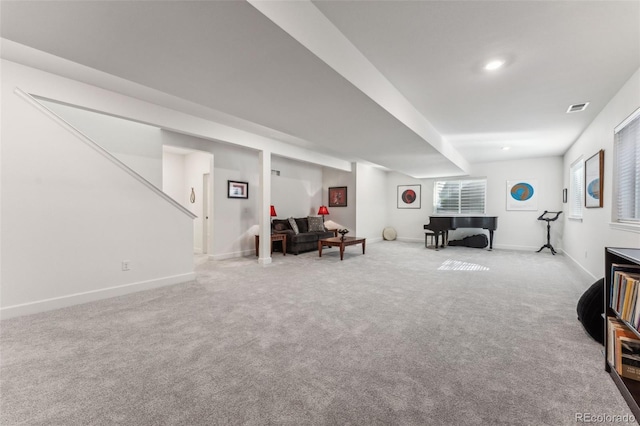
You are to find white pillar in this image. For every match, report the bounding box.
[258,150,272,265]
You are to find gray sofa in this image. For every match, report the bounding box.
[272,217,334,255]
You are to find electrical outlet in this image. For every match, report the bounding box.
[122,261,131,271]
[584,250,588,258]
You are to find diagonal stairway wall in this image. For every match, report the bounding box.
[1,80,196,319]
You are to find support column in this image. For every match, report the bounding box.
[258,150,272,265]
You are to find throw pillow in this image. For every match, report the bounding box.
[295,218,309,234]
[272,219,290,232]
[308,216,325,232]
[288,217,300,234]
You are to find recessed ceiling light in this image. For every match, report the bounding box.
[484,60,505,71]
[502,146,511,151]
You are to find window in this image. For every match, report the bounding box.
[434,179,486,214]
[570,158,584,219]
[614,107,640,223]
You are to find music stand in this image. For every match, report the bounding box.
[536,210,562,255]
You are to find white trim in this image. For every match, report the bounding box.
[492,244,559,252]
[0,273,195,320]
[568,216,583,222]
[563,250,597,281]
[210,250,256,261]
[615,106,640,133]
[396,237,424,243]
[15,88,197,220]
[610,222,640,234]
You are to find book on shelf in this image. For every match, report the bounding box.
[622,277,635,320]
[620,336,640,381]
[607,317,640,373]
[610,263,640,319]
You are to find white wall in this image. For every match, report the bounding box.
[39,100,164,187]
[185,152,214,253]
[160,130,261,259]
[271,156,323,219]
[163,149,213,253]
[162,151,186,205]
[1,67,194,318]
[563,67,640,279]
[355,163,388,241]
[385,157,563,250]
[469,157,563,250]
[386,171,432,242]
[322,166,357,233]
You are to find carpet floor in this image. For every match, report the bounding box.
[0,241,633,425]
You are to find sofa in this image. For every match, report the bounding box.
[272,217,335,255]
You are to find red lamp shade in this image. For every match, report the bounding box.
[317,206,329,216]
[270,205,277,217]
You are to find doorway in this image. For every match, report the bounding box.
[203,173,210,254]
[162,146,214,256]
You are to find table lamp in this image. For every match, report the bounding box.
[317,205,329,221]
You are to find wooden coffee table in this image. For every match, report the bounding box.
[318,236,366,261]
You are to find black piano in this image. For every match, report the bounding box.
[424,216,498,250]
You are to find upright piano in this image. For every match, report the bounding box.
[424,216,498,250]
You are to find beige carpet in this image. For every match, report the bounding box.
[0,242,632,425]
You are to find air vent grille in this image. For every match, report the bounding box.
[567,102,589,113]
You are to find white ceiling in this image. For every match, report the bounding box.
[1,0,638,178]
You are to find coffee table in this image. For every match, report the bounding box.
[318,236,366,261]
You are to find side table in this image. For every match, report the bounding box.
[255,233,287,257]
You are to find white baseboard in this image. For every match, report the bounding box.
[0,272,195,320]
[210,249,255,261]
[394,239,565,253]
[396,237,424,243]
[562,250,597,280]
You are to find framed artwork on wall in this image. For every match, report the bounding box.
[227,180,248,199]
[506,180,538,210]
[328,186,347,207]
[397,184,421,209]
[585,149,604,208]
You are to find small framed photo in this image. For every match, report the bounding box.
[397,184,421,209]
[227,180,248,199]
[328,186,347,207]
[585,149,604,208]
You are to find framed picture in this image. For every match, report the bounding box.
[585,149,604,208]
[328,186,347,207]
[562,188,567,204]
[227,180,248,199]
[397,184,421,209]
[506,180,538,211]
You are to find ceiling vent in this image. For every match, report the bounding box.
[566,102,589,113]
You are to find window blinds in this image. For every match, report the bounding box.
[434,179,486,214]
[614,108,640,222]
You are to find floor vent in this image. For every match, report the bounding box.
[567,102,589,113]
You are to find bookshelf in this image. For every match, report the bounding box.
[605,247,640,419]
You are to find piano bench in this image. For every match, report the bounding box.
[424,230,435,248]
